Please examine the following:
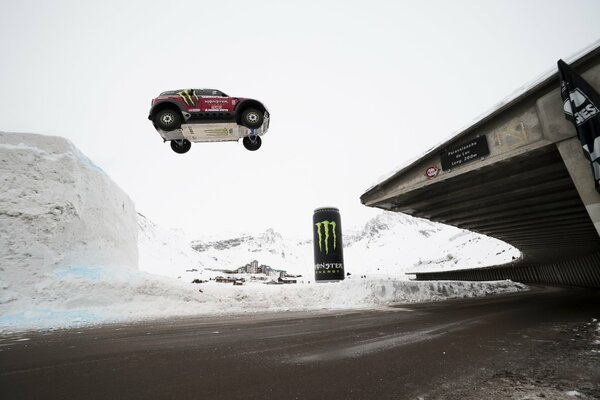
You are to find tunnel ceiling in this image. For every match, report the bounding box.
[365,144,600,264]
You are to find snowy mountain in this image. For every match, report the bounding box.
[188,228,308,277]
[343,212,519,276]
[176,212,519,282]
[137,213,204,278]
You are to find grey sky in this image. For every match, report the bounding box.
[2,0,600,238]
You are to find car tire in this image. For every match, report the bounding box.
[170,139,191,154]
[240,108,264,129]
[242,136,262,151]
[155,109,181,131]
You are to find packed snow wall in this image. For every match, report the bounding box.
[0,132,138,275]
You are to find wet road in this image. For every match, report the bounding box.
[1,286,599,399]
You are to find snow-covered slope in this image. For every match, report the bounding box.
[344,212,519,276]
[137,213,204,278]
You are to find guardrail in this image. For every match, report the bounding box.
[408,252,600,288]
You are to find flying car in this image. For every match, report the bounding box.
[148,89,269,153]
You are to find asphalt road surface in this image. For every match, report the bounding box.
[1,285,599,400]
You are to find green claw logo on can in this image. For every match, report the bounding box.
[315,220,337,255]
[178,89,197,107]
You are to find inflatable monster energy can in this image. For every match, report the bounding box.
[313,207,344,281]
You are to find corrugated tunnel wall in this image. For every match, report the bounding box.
[411,252,600,288]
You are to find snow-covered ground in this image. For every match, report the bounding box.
[0,274,527,333]
[1,132,527,333]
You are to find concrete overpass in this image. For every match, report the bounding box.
[361,43,600,287]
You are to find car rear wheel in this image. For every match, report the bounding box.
[155,109,181,131]
[242,136,262,151]
[240,108,264,129]
[170,139,191,154]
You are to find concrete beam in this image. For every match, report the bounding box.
[361,44,600,267]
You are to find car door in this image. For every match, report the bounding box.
[177,89,200,111]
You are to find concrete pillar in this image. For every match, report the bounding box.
[556,137,600,237]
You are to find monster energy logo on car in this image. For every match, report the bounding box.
[178,89,198,107]
[205,127,230,137]
[315,220,337,255]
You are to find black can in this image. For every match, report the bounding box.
[313,207,344,281]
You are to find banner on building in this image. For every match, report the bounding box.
[558,59,600,193]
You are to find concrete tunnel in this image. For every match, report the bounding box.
[360,43,600,288]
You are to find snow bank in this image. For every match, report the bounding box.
[0,277,527,333]
[192,279,528,313]
[0,132,138,330]
[0,132,138,271]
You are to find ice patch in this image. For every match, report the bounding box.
[293,321,468,363]
[55,266,107,280]
[72,147,105,175]
[0,309,105,332]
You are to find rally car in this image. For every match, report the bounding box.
[148,89,269,153]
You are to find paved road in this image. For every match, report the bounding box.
[1,286,599,399]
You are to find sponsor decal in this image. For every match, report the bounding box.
[315,263,343,269]
[205,128,231,137]
[315,220,337,255]
[205,98,229,112]
[315,263,344,274]
[425,166,439,178]
[178,89,196,107]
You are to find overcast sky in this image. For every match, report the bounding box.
[2,0,600,239]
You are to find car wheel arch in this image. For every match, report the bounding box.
[151,102,184,121]
[235,100,266,125]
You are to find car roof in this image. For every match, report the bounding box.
[159,89,222,96]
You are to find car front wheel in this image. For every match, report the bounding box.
[242,136,262,151]
[170,139,191,154]
[240,108,264,129]
[155,109,181,131]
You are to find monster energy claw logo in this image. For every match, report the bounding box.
[178,89,198,106]
[315,220,337,255]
